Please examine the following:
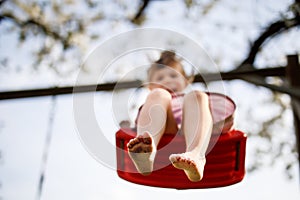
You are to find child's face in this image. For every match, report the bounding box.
[149,64,187,93]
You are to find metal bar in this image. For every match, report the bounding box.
[0,67,286,100]
[194,66,285,82]
[0,80,143,100]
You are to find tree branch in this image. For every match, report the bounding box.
[0,12,71,49]
[131,0,150,23]
[237,3,300,70]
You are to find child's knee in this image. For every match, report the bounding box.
[184,91,208,103]
[148,88,172,101]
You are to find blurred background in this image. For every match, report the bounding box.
[0,0,299,200]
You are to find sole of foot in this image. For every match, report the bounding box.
[169,153,205,182]
[127,132,156,175]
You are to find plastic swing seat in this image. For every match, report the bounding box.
[115,93,247,189]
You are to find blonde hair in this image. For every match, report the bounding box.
[148,50,194,83]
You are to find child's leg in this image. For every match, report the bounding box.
[127,88,178,175]
[169,91,213,182]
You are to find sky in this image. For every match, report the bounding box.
[0,91,299,200]
[0,0,300,200]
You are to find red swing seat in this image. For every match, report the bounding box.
[115,93,247,189]
[116,128,247,189]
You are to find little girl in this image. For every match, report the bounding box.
[127,50,213,182]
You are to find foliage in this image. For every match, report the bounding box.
[0,0,139,75]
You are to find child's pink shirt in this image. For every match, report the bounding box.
[135,92,235,134]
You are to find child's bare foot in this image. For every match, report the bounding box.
[127,132,156,175]
[169,152,206,182]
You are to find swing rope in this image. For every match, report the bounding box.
[36,95,57,200]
